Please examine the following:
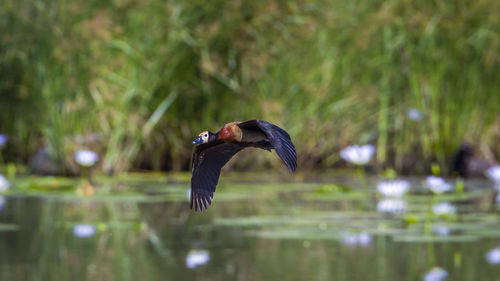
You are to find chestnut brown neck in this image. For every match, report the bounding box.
[217,122,242,142]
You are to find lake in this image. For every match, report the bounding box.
[0,172,499,281]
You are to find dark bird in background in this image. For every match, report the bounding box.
[452,143,496,177]
[190,120,297,211]
[451,143,499,211]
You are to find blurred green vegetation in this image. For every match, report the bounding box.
[0,0,499,174]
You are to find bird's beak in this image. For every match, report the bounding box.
[192,136,203,145]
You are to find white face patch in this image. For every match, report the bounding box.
[199,131,209,144]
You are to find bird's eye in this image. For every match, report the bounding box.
[204,134,208,137]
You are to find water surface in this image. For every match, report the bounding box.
[0,173,499,281]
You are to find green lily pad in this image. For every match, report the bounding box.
[393,234,479,243]
[248,228,343,240]
[302,191,368,201]
[16,177,76,191]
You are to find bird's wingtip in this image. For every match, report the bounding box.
[190,190,213,212]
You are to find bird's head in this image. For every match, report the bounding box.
[192,131,216,145]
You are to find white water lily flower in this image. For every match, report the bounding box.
[356,232,372,246]
[432,202,456,215]
[0,174,10,192]
[485,248,500,265]
[377,199,407,214]
[341,232,372,247]
[340,145,376,165]
[432,225,451,236]
[73,224,96,238]
[407,108,423,121]
[341,233,358,246]
[485,166,500,183]
[186,250,210,269]
[424,267,448,281]
[0,134,7,148]
[426,176,452,194]
[377,180,410,197]
[74,150,99,167]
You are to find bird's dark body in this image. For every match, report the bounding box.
[190,120,297,211]
[452,143,495,177]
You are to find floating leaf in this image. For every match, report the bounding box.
[393,235,479,243]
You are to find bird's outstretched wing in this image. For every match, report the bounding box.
[190,141,246,211]
[238,120,297,171]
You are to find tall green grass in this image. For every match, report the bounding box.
[0,0,499,174]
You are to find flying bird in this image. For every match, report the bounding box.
[190,120,297,211]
